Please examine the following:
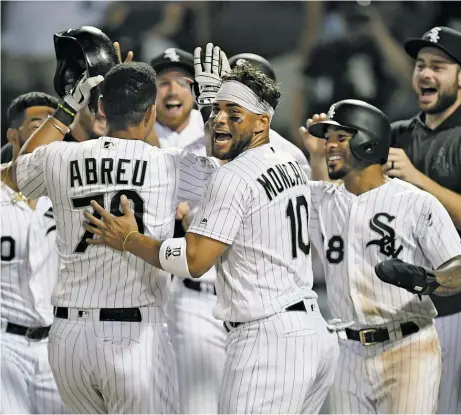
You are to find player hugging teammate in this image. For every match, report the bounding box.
[4,19,461,415]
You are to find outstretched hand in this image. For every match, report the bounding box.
[192,42,231,107]
[83,195,138,251]
[114,41,134,64]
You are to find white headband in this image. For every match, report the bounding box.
[214,80,275,118]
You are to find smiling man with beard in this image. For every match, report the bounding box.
[389,26,461,415]
[151,48,205,153]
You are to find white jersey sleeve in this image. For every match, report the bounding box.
[177,150,220,204]
[416,194,461,269]
[16,145,50,198]
[308,181,338,251]
[187,169,253,244]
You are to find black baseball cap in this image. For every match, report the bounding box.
[150,48,194,77]
[404,26,461,65]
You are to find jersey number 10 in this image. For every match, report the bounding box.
[72,190,145,253]
[286,195,310,259]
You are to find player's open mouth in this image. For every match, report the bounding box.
[419,86,437,101]
[214,131,233,142]
[327,154,343,167]
[165,100,183,114]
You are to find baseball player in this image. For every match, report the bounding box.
[150,47,225,414]
[229,53,312,178]
[305,99,461,414]
[83,56,339,414]
[14,62,221,414]
[1,27,117,164]
[1,92,69,414]
[390,26,461,414]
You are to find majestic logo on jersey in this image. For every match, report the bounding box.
[103,141,117,150]
[165,246,181,259]
[164,48,180,62]
[427,27,441,43]
[200,218,208,225]
[366,213,403,258]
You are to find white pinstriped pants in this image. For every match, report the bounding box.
[47,307,179,414]
[1,330,69,414]
[436,313,461,414]
[329,321,441,414]
[166,277,226,414]
[219,299,339,414]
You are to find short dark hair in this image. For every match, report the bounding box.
[222,63,281,110]
[7,92,59,128]
[101,62,157,131]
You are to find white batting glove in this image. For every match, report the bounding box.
[193,43,231,108]
[63,71,104,113]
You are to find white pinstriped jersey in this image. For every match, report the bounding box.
[188,144,315,322]
[1,184,57,327]
[16,137,219,308]
[309,178,461,329]
[156,109,205,155]
[269,129,311,178]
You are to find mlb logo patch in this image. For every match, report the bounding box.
[103,141,117,150]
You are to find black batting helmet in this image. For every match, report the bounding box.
[150,48,194,77]
[308,99,391,165]
[53,26,118,114]
[229,53,276,82]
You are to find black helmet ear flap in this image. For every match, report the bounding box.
[53,26,118,115]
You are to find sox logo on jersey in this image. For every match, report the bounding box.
[16,137,219,414]
[309,178,461,414]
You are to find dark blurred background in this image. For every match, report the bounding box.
[2,0,461,153]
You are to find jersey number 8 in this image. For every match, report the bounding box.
[72,190,145,253]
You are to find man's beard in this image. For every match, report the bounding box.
[213,131,253,161]
[424,84,458,115]
[328,166,349,180]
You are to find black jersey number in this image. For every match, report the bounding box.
[1,236,16,261]
[326,235,344,264]
[286,195,311,259]
[72,190,145,253]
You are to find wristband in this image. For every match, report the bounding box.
[52,102,76,126]
[46,116,70,135]
[159,237,192,278]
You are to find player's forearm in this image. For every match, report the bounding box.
[417,174,461,229]
[434,257,461,296]
[20,117,69,155]
[124,233,162,268]
[310,155,331,181]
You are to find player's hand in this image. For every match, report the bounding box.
[383,148,424,187]
[83,195,138,251]
[299,113,328,159]
[63,71,104,113]
[375,258,439,295]
[114,41,134,63]
[175,202,190,221]
[192,43,231,108]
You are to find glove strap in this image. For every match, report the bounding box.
[53,102,76,126]
[422,270,440,295]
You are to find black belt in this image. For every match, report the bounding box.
[224,300,309,332]
[183,278,216,295]
[54,307,142,322]
[6,322,51,341]
[345,321,420,346]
